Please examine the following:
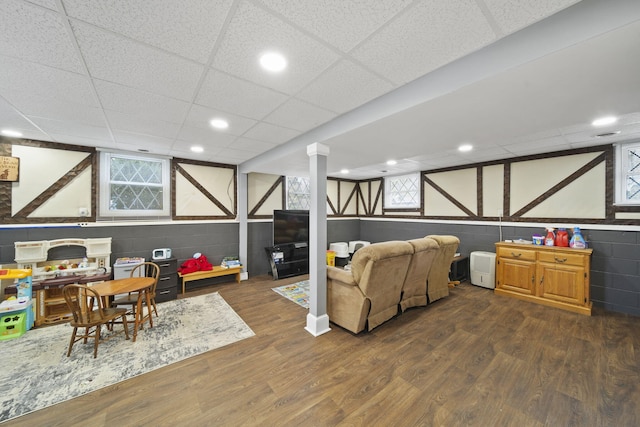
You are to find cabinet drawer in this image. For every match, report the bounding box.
[155,258,177,275]
[538,251,585,267]
[497,246,537,261]
[157,274,177,291]
[155,286,177,303]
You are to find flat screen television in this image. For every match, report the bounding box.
[273,210,309,246]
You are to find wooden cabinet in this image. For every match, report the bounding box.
[495,242,592,315]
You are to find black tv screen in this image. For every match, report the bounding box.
[273,210,309,245]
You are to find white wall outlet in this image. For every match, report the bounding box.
[78,207,89,217]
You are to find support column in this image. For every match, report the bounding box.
[305,143,331,336]
[237,172,248,281]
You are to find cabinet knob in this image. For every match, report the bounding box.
[511,252,521,258]
[554,257,567,263]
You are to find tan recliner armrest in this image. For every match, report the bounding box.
[327,266,356,285]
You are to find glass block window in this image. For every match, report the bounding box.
[615,142,640,205]
[384,173,420,209]
[286,176,310,210]
[99,152,170,217]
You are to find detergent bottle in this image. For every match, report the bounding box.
[555,228,569,247]
[544,227,555,246]
[570,227,586,249]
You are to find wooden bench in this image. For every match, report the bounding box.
[178,266,242,295]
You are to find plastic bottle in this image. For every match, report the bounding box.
[570,227,586,249]
[544,228,555,246]
[555,228,569,247]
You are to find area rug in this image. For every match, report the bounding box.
[0,292,254,423]
[272,280,310,308]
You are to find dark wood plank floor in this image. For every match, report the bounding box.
[6,275,640,426]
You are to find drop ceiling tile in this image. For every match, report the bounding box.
[243,122,300,145]
[0,0,83,73]
[28,116,112,141]
[0,96,44,131]
[184,104,257,137]
[231,137,279,153]
[352,0,495,85]
[176,125,236,147]
[63,0,233,63]
[71,21,204,101]
[0,56,97,107]
[27,0,58,10]
[212,1,341,94]
[263,98,336,132]
[483,0,582,36]
[104,110,181,140]
[1,87,106,126]
[296,60,395,114]
[94,80,190,124]
[258,0,412,52]
[501,135,569,154]
[112,131,174,154]
[48,132,114,148]
[195,70,289,120]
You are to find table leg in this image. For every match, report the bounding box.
[133,292,143,342]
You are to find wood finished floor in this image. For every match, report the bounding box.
[6,275,640,427]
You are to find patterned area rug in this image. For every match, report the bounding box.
[272,280,310,308]
[0,292,254,423]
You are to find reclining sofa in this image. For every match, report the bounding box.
[326,235,460,334]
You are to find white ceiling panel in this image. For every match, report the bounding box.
[1,0,639,182]
[71,21,204,101]
[296,60,395,114]
[196,70,289,120]
[263,98,336,132]
[212,1,341,94]
[0,56,97,108]
[243,122,300,145]
[258,0,413,52]
[352,0,496,85]
[94,80,190,124]
[104,110,182,140]
[483,0,582,35]
[175,125,236,148]
[112,131,174,154]
[63,0,234,63]
[232,137,279,153]
[3,90,107,126]
[28,117,111,141]
[183,104,257,136]
[0,0,84,73]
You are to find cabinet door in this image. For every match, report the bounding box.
[537,262,586,306]
[497,258,536,295]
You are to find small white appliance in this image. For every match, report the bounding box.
[152,248,172,260]
[470,251,496,289]
[329,242,350,267]
[348,240,370,254]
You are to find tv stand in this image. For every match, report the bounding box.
[265,242,309,280]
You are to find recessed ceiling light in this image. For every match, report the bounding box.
[386,160,397,166]
[1,129,23,137]
[259,51,287,72]
[191,146,204,153]
[209,118,229,129]
[341,169,349,174]
[592,116,617,127]
[458,144,473,152]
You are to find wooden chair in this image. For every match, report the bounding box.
[62,284,130,358]
[111,262,160,328]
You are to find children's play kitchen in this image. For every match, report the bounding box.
[2,238,113,331]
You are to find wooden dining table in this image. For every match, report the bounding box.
[90,276,155,342]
